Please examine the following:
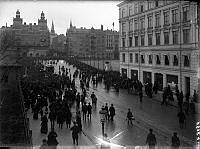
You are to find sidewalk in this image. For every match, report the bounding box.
[27,104,95,148]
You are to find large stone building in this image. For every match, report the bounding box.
[66,22,119,59]
[2,10,50,57]
[51,34,66,56]
[118,1,199,95]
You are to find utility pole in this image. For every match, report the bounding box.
[179,1,182,92]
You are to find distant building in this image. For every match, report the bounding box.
[51,34,66,56]
[66,21,119,59]
[2,10,50,57]
[118,1,199,95]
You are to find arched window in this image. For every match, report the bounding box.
[164,55,169,65]
[156,55,161,64]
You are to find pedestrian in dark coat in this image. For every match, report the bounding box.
[109,104,115,121]
[87,102,92,120]
[146,129,157,149]
[40,139,48,149]
[40,114,48,134]
[104,103,109,120]
[57,110,64,129]
[126,108,134,125]
[66,111,72,128]
[48,110,56,131]
[171,132,180,149]
[82,102,87,121]
[178,91,184,111]
[33,104,39,120]
[47,130,58,149]
[161,90,168,106]
[76,111,82,132]
[76,92,81,109]
[91,92,97,107]
[70,122,79,145]
[139,91,143,102]
[177,110,186,129]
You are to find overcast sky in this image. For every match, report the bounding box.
[0,1,120,35]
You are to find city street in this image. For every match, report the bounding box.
[27,60,196,148]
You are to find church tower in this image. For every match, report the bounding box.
[13,9,23,28]
[51,21,55,34]
[70,20,72,28]
[38,11,47,30]
[50,20,57,46]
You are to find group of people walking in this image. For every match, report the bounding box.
[20,58,193,148]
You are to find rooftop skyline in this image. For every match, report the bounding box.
[0,1,120,34]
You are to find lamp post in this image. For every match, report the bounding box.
[99,106,106,138]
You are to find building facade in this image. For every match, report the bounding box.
[105,29,119,59]
[118,1,199,95]
[51,34,66,56]
[4,10,50,57]
[66,22,119,59]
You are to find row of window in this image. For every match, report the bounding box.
[122,29,190,47]
[121,53,190,67]
[122,6,190,32]
[121,1,172,18]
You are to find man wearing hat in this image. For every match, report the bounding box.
[70,122,79,145]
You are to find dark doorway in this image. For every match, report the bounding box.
[121,68,127,77]
[143,71,152,84]
[154,73,163,91]
[131,69,138,80]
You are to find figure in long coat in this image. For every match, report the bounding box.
[40,114,48,134]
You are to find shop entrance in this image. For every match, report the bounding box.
[166,74,178,91]
[121,68,127,78]
[131,69,138,80]
[143,71,152,84]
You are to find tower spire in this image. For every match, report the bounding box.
[70,19,72,28]
[51,20,55,34]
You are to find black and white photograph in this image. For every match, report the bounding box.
[0,0,199,148]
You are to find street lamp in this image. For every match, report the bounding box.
[99,106,106,138]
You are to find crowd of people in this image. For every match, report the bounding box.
[19,57,195,148]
